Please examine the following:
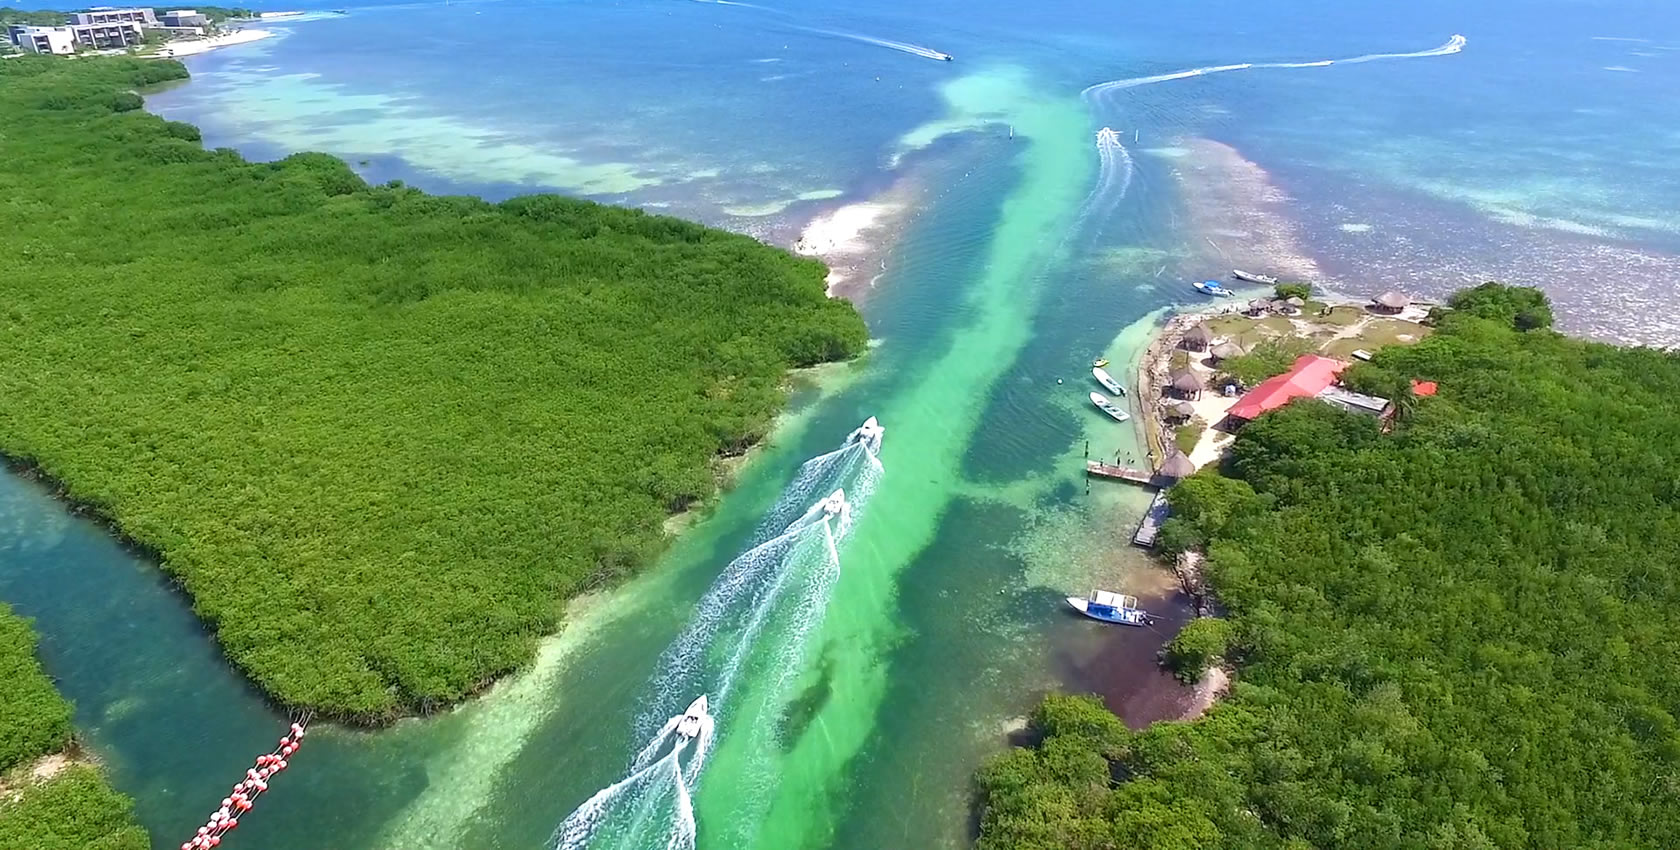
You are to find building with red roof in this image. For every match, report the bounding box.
[1411,380,1438,397]
[1227,355,1348,422]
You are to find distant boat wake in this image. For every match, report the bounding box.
[1077,126,1134,230]
[791,26,952,61]
[1082,34,1466,104]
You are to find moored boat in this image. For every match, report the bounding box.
[1092,366,1125,396]
[1231,269,1278,285]
[1066,590,1153,626]
[1089,392,1129,422]
[1193,280,1234,297]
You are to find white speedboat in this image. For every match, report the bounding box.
[1092,366,1125,396]
[1090,392,1129,422]
[1066,590,1153,626]
[1231,269,1278,285]
[676,695,710,739]
[847,416,884,453]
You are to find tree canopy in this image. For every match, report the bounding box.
[0,605,147,850]
[977,285,1680,848]
[0,57,867,719]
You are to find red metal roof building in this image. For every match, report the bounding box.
[1227,355,1348,422]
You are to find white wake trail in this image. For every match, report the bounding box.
[792,26,951,61]
[1082,34,1466,105]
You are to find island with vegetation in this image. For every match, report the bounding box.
[0,604,147,849]
[979,284,1680,848]
[0,56,867,722]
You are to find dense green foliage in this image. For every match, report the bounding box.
[0,606,72,772]
[1217,336,1315,386]
[0,7,68,25]
[1160,617,1232,683]
[978,285,1680,848]
[0,765,149,850]
[0,57,866,717]
[1273,282,1311,301]
[0,606,146,849]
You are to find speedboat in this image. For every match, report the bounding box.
[1090,392,1129,423]
[1231,269,1277,285]
[847,416,884,453]
[1192,280,1234,297]
[934,52,953,61]
[1066,590,1153,626]
[1092,357,1109,368]
[1092,366,1125,396]
[1096,127,1121,146]
[675,695,710,739]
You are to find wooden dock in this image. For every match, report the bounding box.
[1132,490,1171,548]
[1084,460,1155,486]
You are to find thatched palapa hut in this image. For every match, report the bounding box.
[1181,323,1213,351]
[1165,400,1197,421]
[1169,368,1203,399]
[1371,290,1411,315]
[1158,451,1197,480]
[1209,341,1245,362]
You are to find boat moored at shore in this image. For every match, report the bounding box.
[1090,391,1130,422]
[1092,366,1125,396]
[1193,280,1235,297]
[1066,590,1154,626]
[1231,269,1277,285]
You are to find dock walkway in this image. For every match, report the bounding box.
[1132,491,1171,548]
[1085,460,1155,486]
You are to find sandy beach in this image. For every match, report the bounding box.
[159,28,275,58]
[793,198,904,297]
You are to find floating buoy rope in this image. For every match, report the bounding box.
[179,712,312,850]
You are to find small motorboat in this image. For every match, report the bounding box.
[675,695,710,739]
[1092,366,1125,396]
[1231,269,1278,285]
[1066,590,1153,626]
[1193,280,1234,297]
[934,52,953,61]
[846,416,884,453]
[1090,392,1129,422]
[817,488,849,523]
[1092,357,1109,368]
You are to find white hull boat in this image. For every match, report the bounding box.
[1231,269,1278,285]
[847,416,884,454]
[1092,366,1125,396]
[1089,392,1129,422]
[675,695,710,740]
[1067,590,1153,626]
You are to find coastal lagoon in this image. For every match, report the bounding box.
[4,0,1679,848]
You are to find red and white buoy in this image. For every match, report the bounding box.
[178,715,310,849]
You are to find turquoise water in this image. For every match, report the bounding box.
[4,1,1680,848]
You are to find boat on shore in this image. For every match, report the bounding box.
[1192,280,1234,297]
[1089,392,1129,422]
[1092,366,1125,396]
[1231,269,1277,285]
[1066,590,1153,626]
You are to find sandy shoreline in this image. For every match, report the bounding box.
[792,177,920,299]
[159,28,275,58]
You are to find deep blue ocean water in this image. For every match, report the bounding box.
[4,2,1679,849]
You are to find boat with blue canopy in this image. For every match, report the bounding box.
[1066,590,1154,626]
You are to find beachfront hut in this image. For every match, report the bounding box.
[1164,400,1197,422]
[1169,368,1203,399]
[1209,341,1245,362]
[1286,296,1306,308]
[1158,451,1197,480]
[1371,291,1411,315]
[1181,323,1213,351]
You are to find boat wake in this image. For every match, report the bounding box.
[550,700,715,850]
[1082,34,1466,105]
[1076,126,1135,232]
[792,26,952,61]
[550,419,884,850]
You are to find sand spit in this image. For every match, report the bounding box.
[159,28,275,57]
[793,177,921,299]
[1170,137,1328,288]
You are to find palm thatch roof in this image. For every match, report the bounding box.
[1182,323,1214,348]
[1373,290,1411,309]
[1285,296,1306,307]
[1170,401,1197,417]
[1210,341,1245,361]
[1158,451,1197,479]
[1169,369,1203,394]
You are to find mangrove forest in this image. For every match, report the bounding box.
[0,56,867,719]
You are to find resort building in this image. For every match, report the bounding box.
[1370,290,1412,315]
[7,24,75,54]
[1226,354,1348,424]
[1317,385,1392,417]
[161,9,208,27]
[70,7,158,25]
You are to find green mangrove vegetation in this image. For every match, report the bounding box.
[978,285,1680,848]
[0,605,147,850]
[0,56,866,719]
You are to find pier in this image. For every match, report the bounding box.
[1084,460,1155,486]
[1132,491,1171,548]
